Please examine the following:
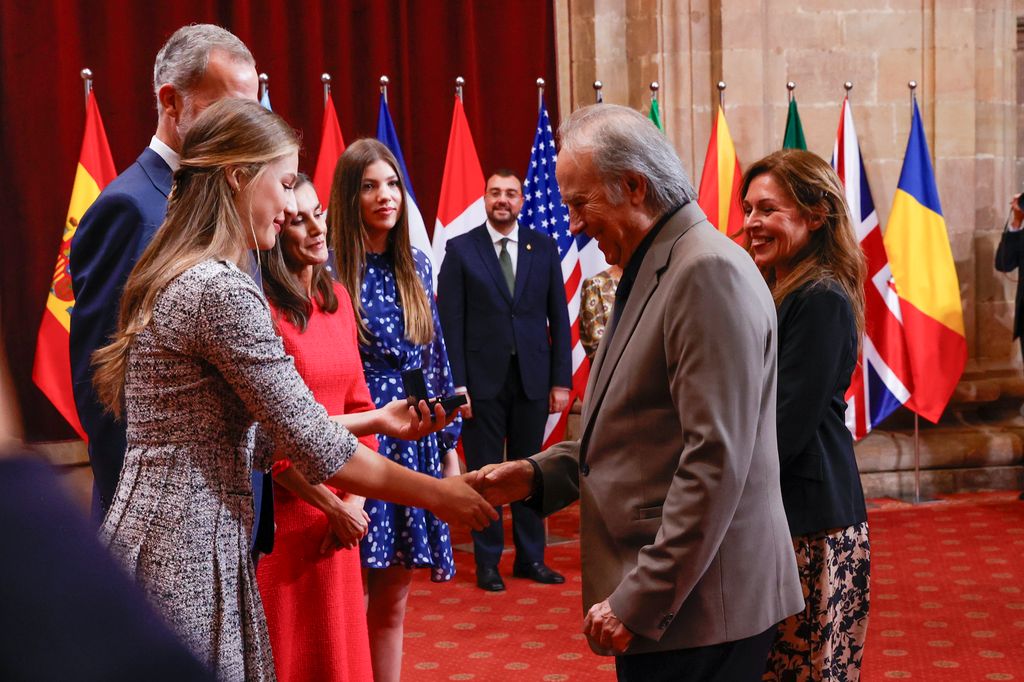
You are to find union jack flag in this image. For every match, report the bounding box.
[832,96,912,439]
[522,100,608,447]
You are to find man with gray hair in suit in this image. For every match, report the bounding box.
[478,103,802,681]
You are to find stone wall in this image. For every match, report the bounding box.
[556,0,1024,495]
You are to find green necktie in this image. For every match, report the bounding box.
[499,238,515,295]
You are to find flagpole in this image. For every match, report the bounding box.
[81,68,93,106]
[907,78,923,505]
[258,73,269,103]
[717,81,726,109]
[455,76,465,102]
[593,80,603,104]
[321,73,331,108]
[844,80,853,102]
[650,81,659,102]
[380,75,389,105]
[537,78,545,112]
[787,80,795,102]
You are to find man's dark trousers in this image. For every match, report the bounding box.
[461,355,548,569]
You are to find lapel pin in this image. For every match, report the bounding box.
[526,243,532,251]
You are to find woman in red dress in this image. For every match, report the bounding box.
[255,173,375,681]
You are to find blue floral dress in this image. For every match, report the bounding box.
[358,247,459,581]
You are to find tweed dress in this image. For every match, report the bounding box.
[100,260,358,682]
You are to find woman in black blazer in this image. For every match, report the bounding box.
[741,149,870,682]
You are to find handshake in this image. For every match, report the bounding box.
[436,459,537,531]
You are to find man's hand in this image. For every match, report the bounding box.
[548,387,570,414]
[456,388,473,420]
[319,495,370,554]
[583,599,634,654]
[377,399,452,440]
[475,460,535,507]
[1011,194,1024,229]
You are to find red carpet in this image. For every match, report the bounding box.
[405,492,1024,681]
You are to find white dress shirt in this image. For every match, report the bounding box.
[149,136,180,172]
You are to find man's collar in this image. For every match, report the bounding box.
[149,136,180,172]
[486,221,519,243]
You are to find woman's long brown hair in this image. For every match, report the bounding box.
[328,138,433,345]
[92,98,300,417]
[261,173,338,332]
[740,149,866,335]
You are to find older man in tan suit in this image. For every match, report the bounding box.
[479,104,803,681]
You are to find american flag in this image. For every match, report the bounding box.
[522,100,608,447]
[832,95,912,439]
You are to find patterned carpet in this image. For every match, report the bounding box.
[404,491,1024,681]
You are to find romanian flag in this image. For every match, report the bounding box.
[883,100,966,422]
[312,92,346,209]
[33,92,116,437]
[697,107,744,243]
[431,96,486,279]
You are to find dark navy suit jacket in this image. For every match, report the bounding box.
[995,226,1024,340]
[69,147,272,553]
[437,223,572,400]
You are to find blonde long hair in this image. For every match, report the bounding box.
[328,138,433,345]
[92,98,299,416]
[740,149,866,335]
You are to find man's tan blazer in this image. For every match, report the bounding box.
[533,203,803,655]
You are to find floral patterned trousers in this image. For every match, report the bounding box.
[764,522,870,682]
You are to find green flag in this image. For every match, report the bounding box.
[783,98,807,150]
[649,98,663,131]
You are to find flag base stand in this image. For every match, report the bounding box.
[896,414,941,505]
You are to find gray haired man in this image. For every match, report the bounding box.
[69,25,270,551]
[477,104,803,681]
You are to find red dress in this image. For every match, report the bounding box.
[256,282,376,682]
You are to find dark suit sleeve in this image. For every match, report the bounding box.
[995,226,1024,273]
[776,287,855,471]
[69,192,153,508]
[436,243,468,388]
[544,236,573,388]
[530,439,582,516]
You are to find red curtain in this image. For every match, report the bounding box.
[0,0,559,440]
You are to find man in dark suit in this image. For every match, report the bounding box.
[476,105,802,681]
[69,25,273,553]
[994,192,1024,500]
[437,170,572,591]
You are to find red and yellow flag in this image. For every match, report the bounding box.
[883,100,966,422]
[312,92,346,209]
[697,107,744,243]
[32,91,116,437]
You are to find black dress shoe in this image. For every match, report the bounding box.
[476,566,505,592]
[512,561,565,584]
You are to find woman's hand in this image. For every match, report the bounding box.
[442,449,461,478]
[376,398,452,440]
[319,495,370,553]
[429,472,498,531]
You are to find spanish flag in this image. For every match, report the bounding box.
[697,106,744,243]
[882,100,966,422]
[32,91,116,437]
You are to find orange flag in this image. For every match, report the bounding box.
[697,107,744,243]
[312,92,346,208]
[33,91,116,437]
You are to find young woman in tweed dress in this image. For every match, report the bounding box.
[91,99,496,681]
